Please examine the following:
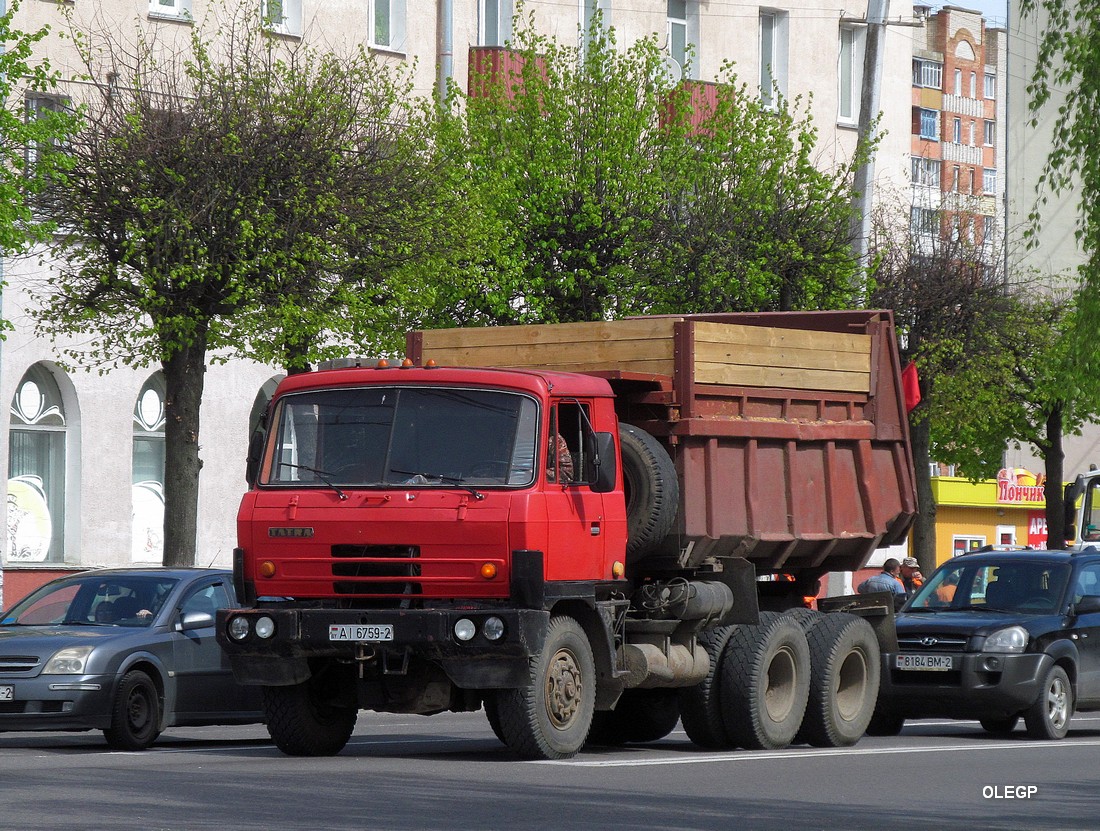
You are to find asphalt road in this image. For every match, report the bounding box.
[3,712,1100,831]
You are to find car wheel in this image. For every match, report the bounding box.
[1024,665,1073,740]
[979,716,1019,735]
[103,669,162,751]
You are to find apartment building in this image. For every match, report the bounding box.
[0,0,917,604]
[910,5,1006,258]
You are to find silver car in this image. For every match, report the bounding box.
[0,568,263,749]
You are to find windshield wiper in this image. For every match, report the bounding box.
[951,603,1008,612]
[277,462,348,500]
[389,469,485,501]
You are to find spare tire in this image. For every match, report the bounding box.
[619,423,679,561]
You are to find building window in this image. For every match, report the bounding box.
[970,71,977,98]
[8,365,68,564]
[149,0,192,18]
[24,94,71,172]
[952,117,961,143]
[668,0,687,77]
[132,374,166,563]
[983,215,995,244]
[581,0,610,51]
[951,165,960,192]
[915,107,939,140]
[371,0,406,50]
[480,0,513,46]
[261,0,302,36]
[984,73,996,99]
[911,156,941,187]
[911,206,939,237]
[954,68,962,95]
[984,119,995,146]
[838,24,865,123]
[912,59,942,88]
[968,120,975,146]
[983,168,997,194]
[759,10,788,107]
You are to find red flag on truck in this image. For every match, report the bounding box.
[902,362,921,412]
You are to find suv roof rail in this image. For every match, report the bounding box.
[973,544,1033,552]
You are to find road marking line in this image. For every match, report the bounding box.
[537,738,1100,767]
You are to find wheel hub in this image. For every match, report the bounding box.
[545,648,583,729]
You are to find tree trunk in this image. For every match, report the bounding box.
[161,329,209,568]
[1044,406,1066,548]
[909,416,937,573]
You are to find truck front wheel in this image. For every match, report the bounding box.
[719,612,810,750]
[492,615,595,759]
[263,666,358,757]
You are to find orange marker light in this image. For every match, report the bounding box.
[259,561,277,578]
[480,562,498,579]
[376,359,389,368]
[612,561,625,579]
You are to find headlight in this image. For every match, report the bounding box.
[454,618,476,642]
[483,616,505,641]
[227,616,251,641]
[983,625,1029,653]
[43,645,94,674]
[254,616,276,639]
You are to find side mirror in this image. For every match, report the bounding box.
[591,432,617,493]
[176,610,215,632]
[1073,595,1100,615]
[245,429,265,486]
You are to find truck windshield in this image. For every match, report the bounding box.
[261,386,539,488]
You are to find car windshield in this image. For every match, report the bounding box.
[0,574,178,627]
[261,386,539,488]
[906,560,1071,614]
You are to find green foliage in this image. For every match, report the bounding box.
[433,13,865,325]
[1020,0,1100,366]
[0,0,79,255]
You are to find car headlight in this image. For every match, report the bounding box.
[983,625,1029,653]
[43,645,94,674]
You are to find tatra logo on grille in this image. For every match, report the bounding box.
[920,637,940,646]
[269,527,314,538]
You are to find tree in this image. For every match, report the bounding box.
[0,0,78,259]
[869,200,1014,568]
[1019,1,1100,360]
[29,4,456,565]
[434,17,869,325]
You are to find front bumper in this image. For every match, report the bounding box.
[217,606,549,689]
[877,650,1051,719]
[0,674,115,732]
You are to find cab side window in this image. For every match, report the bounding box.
[1072,565,1100,605]
[549,401,596,485]
[180,582,231,619]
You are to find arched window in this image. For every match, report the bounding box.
[8,365,67,562]
[132,373,166,563]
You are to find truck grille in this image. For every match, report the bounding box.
[330,544,422,599]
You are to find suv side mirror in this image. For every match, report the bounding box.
[591,432,617,493]
[1073,595,1100,615]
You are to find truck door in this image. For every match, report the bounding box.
[544,400,608,581]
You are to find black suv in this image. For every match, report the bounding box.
[871,548,1100,739]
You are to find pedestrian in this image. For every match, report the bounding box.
[857,558,906,598]
[899,557,924,594]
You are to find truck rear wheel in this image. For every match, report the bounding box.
[793,612,880,747]
[719,612,810,750]
[587,689,680,746]
[619,423,679,560]
[679,625,738,749]
[493,615,595,759]
[263,668,358,757]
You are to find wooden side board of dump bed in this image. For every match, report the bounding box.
[408,317,871,394]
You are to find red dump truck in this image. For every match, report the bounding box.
[217,311,917,759]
